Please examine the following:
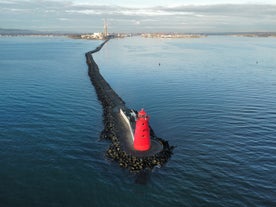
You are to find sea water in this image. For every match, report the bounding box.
[0,36,276,206]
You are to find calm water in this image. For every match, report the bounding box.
[0,36,276,207]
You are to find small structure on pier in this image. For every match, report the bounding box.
[134,109,151,151]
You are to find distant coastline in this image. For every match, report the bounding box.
[141,33,206,39]
[0,34,68,38]
[1,28,276,39]
[227,32,276,38]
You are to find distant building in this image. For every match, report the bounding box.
[104,19,108,38]
[74,19,133,40]
[80,32,105,40]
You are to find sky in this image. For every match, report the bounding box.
[0,0,276,33]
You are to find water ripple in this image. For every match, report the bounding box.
[1,36,276,207]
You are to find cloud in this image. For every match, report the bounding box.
[67,4,195,16]
[58,18,69,21]
[0,0,17,4]
[0,0,276,32]
[133,20,140,25]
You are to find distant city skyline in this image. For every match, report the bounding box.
[1,0,276,33]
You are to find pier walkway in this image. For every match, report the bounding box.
[85,39,173,172]
[86,41,163,157]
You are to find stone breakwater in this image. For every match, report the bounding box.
[85,40,174,173]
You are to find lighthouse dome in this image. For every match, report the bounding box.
[138,108,147,117]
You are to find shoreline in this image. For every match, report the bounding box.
[2,33,276,40]
[85,39,174,173]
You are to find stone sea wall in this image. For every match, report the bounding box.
[85,40,174,173]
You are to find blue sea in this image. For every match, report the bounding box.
[0,36,276,207]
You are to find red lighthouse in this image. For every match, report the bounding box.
[134,109,151,151]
